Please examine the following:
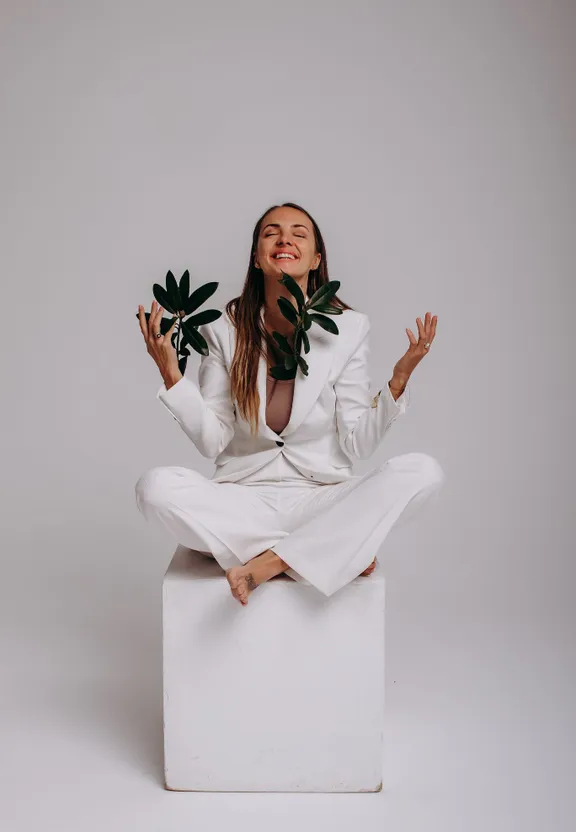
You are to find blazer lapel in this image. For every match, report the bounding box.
[256,301,336,439]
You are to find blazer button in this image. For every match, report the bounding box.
[276,440,284,446]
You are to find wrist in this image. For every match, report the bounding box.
[163,369,183,390]
[388,374,409,397]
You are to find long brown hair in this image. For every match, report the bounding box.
[225,202,355,436]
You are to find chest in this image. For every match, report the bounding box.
[265,371,294,434]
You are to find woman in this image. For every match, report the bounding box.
[135,202,444,605]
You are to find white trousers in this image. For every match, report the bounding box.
[135,451,445,597]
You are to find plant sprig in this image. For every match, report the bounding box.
[135,269,222,375]
[268,273,342,380]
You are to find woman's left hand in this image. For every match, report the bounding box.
[392,312,438,382]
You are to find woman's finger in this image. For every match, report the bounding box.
[137,305,148,340]
[424,314,436,345]
[145,301,156,339]
[148,301,164,342]
[416,316,425,341]
[167,316,179,338]
[406,327,417,346]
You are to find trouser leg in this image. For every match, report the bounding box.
[271,452,445,597]
[134,466,286,572]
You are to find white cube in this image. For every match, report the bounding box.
[163,545,385,792]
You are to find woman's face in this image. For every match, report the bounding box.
[255,207,321,284]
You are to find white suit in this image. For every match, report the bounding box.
[135,304,445,596]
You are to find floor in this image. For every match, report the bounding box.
[1,535,573,832]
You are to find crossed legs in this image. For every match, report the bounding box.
[226,550,377,605]
[135,452,444,603]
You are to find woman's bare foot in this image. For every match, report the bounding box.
[226,566,257,605]
[225,549,289,605]
[360,557,377,576]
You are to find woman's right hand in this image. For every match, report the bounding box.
[137,300,181,383]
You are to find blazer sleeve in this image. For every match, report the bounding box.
[155,321,235,458]
[334,314,410,461]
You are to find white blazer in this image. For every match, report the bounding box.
[156,303,411,483]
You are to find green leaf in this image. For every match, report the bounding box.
[277,296,299,325]
[269,364,297,380]
[308,280,340,308]
[295,328,303,353]
[137,311,178,334]
[308,313,339,334]
[302,311,312,330]
[313,304,342,315]
[165,270,182,312]
[301,329,310,353]
[181,319,209,355]
[183,281,219,315]
[185,308,222,326]
[152,283,177,314]
[179,269,190,301]
[296,354,309,375]
[162,315,178,334]
[178,355,187,375]
[278,273,305,311]
[272,331,293,354]
[283,354,297,370]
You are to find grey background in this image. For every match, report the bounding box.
[1,0,574,829]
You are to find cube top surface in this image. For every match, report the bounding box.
[164,545,385,592]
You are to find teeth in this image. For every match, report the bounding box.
[275,254,296,259]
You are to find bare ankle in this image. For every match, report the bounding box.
[246,549,288,579]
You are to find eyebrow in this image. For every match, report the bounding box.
[262,223,310,232]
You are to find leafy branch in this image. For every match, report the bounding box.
[268,273,342,380]
[135,269,222,376]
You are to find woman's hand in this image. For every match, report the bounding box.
[137,300,181,383]
[389,312,438,393]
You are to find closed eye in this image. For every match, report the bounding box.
[265,232,306,238]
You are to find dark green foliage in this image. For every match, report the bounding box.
[268,273,341,379]
[137,270,222,375]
